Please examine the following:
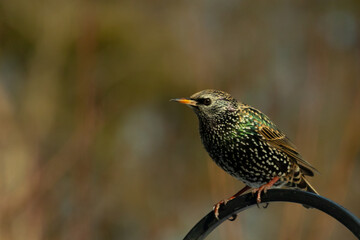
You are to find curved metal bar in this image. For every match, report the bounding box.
[183,189,360,240]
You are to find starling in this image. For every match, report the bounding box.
[172,89,318,219]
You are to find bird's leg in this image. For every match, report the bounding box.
[230,185,252,200]
[213,185,251,220]
[252,176,280,203]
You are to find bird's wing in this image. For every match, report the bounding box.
[258,125,318,176]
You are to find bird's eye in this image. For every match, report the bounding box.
[203,98,211,106]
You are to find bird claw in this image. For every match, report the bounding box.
[252,176,280,203]
[213,199,227,220]
[212,186,251,220]
[228,214,238,221]
[252,185,271,203]
[213,198,235,220]
[262,203,269,209]
[252,188,270,209]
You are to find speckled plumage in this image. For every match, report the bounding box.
[172,89,318,207]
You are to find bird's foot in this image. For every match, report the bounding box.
[213,185,251,220]
[213,198,234,220]
[252,176,280,203]
[252,185,269,203]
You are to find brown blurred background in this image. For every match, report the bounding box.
[0,0,359,239]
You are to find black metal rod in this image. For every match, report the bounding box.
[183,189,360,240]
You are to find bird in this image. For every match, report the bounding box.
[171,89,318,219]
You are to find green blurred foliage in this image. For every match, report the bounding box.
[0,0,359,239]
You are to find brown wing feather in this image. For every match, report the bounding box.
[258,125,318,176]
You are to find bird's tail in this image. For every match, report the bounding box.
[300,176,319,194]
[298,176,319,209]
[291,166,319,194]
[288,172,319,209]
[286,166,319,209]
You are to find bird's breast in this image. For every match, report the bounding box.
[199,125,291,187]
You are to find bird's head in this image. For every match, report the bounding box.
[171,89,238,121]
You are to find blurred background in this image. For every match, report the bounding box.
[0,0,359,239]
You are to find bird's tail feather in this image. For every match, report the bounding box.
[291,166,319,195]
[295,176,319,209]
[301,177,319,195]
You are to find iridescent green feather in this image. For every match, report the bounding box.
[236,105,318,176]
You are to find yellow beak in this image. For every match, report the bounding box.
[170,98,197,106]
